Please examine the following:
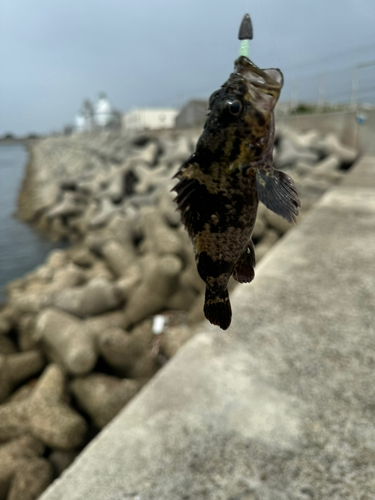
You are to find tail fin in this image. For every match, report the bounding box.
[204,287,232,330]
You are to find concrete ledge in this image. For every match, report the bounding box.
[40,158,375,500]
[341,155,375,188]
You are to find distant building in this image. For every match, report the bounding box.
[75,113,88,133]
[123,108,178,131]
[175,100,208,128]
[74,93,119,133]
[108,109,123,130]
[94,93,113,128]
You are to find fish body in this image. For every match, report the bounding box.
[173,56,300,330]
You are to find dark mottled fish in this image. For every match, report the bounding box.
[172,16,300,330]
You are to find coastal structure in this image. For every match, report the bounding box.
[75,93,117,133]
[74,113,87,133]
[4,121,369,499]
[94,93,113,127]
[82,100,94,130]
[122,108,178,131]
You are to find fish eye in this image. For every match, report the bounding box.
[227,99,242,116]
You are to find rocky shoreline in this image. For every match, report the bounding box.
[0,126,358,499]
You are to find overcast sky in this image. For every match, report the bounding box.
[1,0,374,136]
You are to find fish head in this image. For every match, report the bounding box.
[197,56,283,166]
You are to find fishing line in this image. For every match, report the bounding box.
[284,42,375,73]
[257,0,282,64]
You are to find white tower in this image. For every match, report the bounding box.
[75,113,87,133]
[94,92,113,127]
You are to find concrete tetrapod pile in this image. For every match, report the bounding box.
[38,157,375,499]
[0,126,358,499]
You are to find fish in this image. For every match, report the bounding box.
[172,55,301,330]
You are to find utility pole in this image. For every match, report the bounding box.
[290,79,299,114]
[351,60,375,110]
[350,65,359,111]
[317,73,326,112]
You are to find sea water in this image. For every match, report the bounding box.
[0,143,63,303]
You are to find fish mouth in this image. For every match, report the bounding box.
[232,56,284,111]
[233,56,283,103]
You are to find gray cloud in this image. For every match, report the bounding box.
[1,0,374,135]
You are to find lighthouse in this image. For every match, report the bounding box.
[94,92,113,128]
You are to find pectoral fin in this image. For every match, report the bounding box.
[256,169,301,223]
[232,240,255,283]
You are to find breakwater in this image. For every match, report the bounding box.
[0,127,359,499]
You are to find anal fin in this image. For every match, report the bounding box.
[256,169,301,223]
[232,240,255,284]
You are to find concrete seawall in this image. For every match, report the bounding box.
[277,109,375,154]
[40,157,375,499]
